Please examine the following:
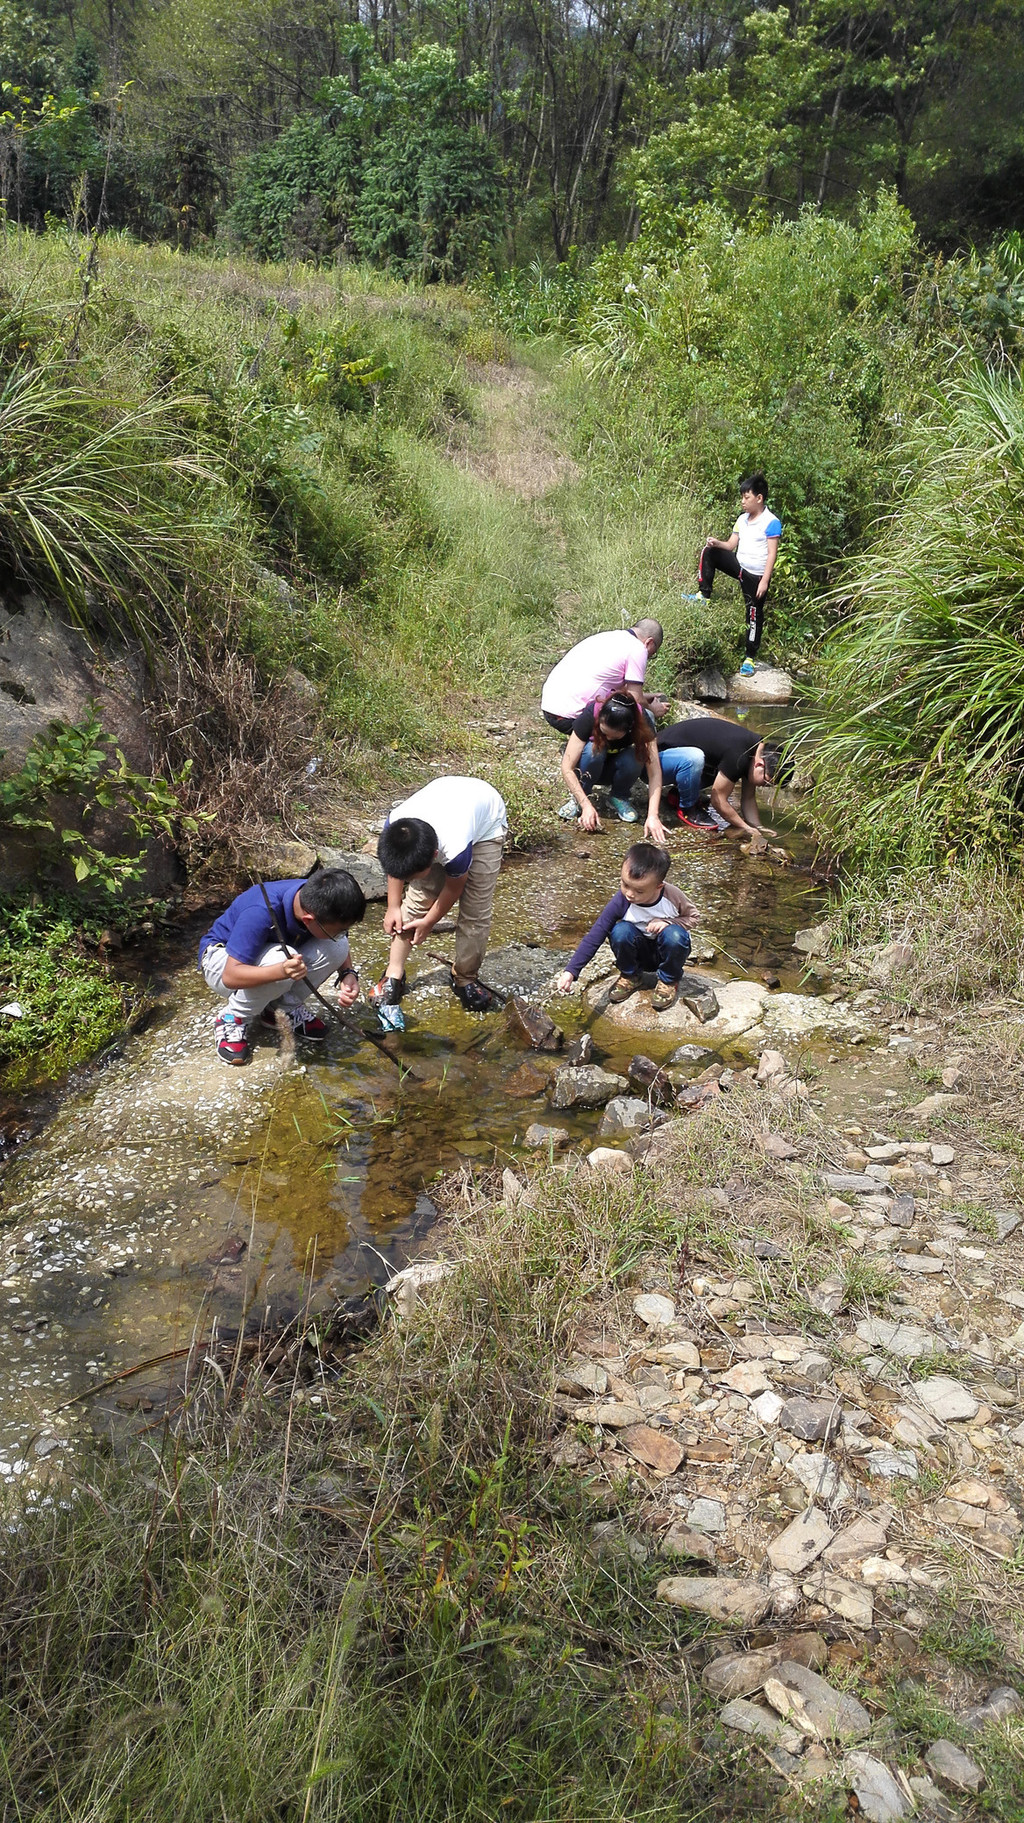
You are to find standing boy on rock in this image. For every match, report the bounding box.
[199,869,365,1065]
[556,842,699,1013]
[684,474,781,674]
[371,776,507,1016]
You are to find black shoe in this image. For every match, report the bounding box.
[369,972,407,1007]
[450,972,498,1013]
[678,807,721,834]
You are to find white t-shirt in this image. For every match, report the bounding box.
[390,777,507,875]
[624,892,678,929]
[734,507,782,576]
[541,629,649,718]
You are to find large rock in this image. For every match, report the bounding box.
[763,1661,872,1741]
[505,996,564,1052]
[914,1376,979,1423]
[316,848,387,899]
[844,1754,911,1822]
[524,1123,570,1150]
[702,1634,826,1699]
[854,1318,939,1361]
[598,1096,662,1136]
[596,977,769,1040]
[728,666,794,704]
[549,1065,628,1110]
[924,1741,985,1794]
[761,993,866,1041]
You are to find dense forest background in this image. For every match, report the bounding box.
[3,0,1024,264]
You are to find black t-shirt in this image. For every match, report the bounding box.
[656,716,760,786]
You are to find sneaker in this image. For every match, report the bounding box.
[558,798,582,821]
[608,974,638,1003]
[450,972,499,1013]
[369,972,407,1007]
[607,796,639,823]
[739,660,756,675]
[680,592,710,602]
[376,1003,405,1033]
[215,1011,251,1066]
[678,807,721,833]
[651,980,678,1012]
[260,1003,329,1040]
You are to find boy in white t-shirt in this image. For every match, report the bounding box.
[684,473,782,675]
[370,776,507,1019]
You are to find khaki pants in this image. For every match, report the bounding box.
[402,837,504,985]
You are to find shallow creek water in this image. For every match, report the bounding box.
[0,797,826,1469]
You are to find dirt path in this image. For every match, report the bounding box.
[450,359,579,500]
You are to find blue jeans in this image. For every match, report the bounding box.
[577,741,642,799]
[609,920,691,984]
[658,746,704,807]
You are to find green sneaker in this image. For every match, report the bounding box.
[607,796,638,823]
[558,798,581,821]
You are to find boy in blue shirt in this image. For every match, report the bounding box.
[555,842,699,1013]
[198,868,365,1065]
[684,473,781,675]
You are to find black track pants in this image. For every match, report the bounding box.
[698,547,767,657]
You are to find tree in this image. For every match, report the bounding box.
[230,32,502,277]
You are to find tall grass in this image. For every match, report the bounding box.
[803,366,1024,876]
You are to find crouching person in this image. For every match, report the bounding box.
[371,776,507,1015]
[557,842,699,1013]
[199,869,365,1065]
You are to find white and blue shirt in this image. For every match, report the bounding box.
[734,507,782,577]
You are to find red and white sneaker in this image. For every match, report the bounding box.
[215,1011,251,1066]
[261,1003,329,1041]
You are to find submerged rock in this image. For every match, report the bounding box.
[549,1065,627,1109]
[506,996,564,1052]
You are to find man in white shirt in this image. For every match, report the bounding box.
[540,621,664,734]
[684,474,781,675]
[370,777,507,1016]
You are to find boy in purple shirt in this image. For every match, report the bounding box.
[556,842,700,1013]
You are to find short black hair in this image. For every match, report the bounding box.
[378,816,437,880]
[624,841,671,883]
[760,742,793,787]
[298,868,366,926]
[739,472,768,500]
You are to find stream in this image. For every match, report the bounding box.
[0,774,828,1473]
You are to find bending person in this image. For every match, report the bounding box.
[559,692,667,843]
[371,776,507,1016]
[541,621,663,734]
[656,714,785,838]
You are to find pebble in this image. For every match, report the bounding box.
[780,1395,840,1442]
[619,1424,683,1474]
[632,1292,676,1328]
[657,1576,770,1626]
[556,1362,608,1397]
[658,1525,716,1565]
[896,1254,945,1275]
[686,1497,727,1534]
[586,1147,632,1175]
[752,1390,784,1425]
[915,1377,979,1423]
[768,1506,833,1574]
[721,1361,771,1396]
[844,1753,911,1822]
[823,1512,890,1568]
[866,1449,919,1481]
[994,1210,1021,1240]
[907,1776,959,1822]
[924,1740,985,1794]
[701,1633,826,1699]
[599,1096,661,1136]
[524,1123,570,1149]
[801,1571,874,1628]
[549,1065,628,1109]
[788,1452,849,1504]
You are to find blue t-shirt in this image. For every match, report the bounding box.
[199,880,306,966]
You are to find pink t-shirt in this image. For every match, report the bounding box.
[541,630,648,718]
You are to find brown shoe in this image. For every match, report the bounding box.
[608,974,638,1004]
[651,980,678,1012]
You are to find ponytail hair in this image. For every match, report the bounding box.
[592,690,649,764]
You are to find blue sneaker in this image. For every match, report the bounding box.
[739,660,756,676]
[607,796,638,822]
[681,592,709,602]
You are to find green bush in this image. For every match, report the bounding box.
[802,365,1024,875]
[0,897,136,1089]
[230,33,501,279]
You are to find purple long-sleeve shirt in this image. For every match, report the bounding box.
[566,891,629,979]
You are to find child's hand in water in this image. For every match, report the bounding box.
[556,970,575,993]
